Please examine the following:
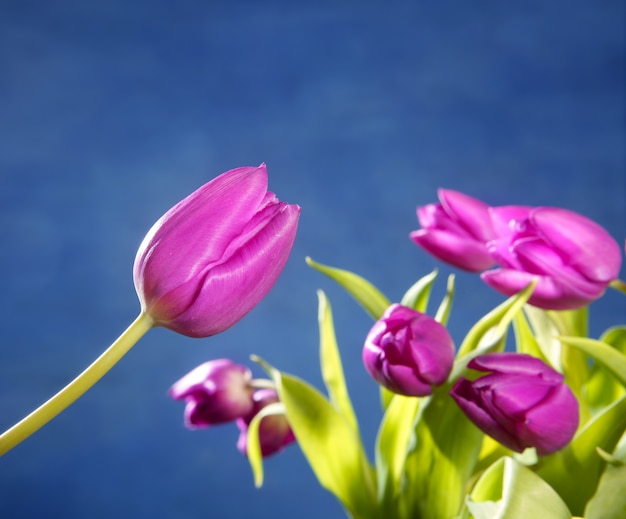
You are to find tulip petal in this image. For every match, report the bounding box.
[410,229,496,272]
[531,207,622,283]
[438,189,495,242]
[134,165,270,307]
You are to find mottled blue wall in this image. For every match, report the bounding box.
[0,1,624,518]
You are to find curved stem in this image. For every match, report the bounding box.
[0,312,154,456]
[609,278,626,295]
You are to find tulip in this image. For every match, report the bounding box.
[450,353,579,456]
[169,359,254,428]
[236,389,296,458]
[134,164,301,337]
[362,304,455,396]
[482,206,622,309]
[410,189,497,272]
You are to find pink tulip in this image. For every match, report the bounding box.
[483,206,622,309]
[169,359,254,428]
[236,389,296,458]
[134,164,300,337]
[362,304,455,396]
[410,189,497,272]
[450,353,579,456]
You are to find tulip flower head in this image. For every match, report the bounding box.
[236,389,296,458]
[169,359,255,428]
[450,353,579,456]
[134,164,301,338]
[362,304,455,396]
[410,189,497,272]
[482,206,622,310]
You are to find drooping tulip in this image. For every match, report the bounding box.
[134,164,301,338]
[362,304,455,396]
[236,389,296,458]
[169,359,254,428]
[450,353,579,456]
[482,206,622,309]
[410,189,496,272]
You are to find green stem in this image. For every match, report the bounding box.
[0,312,153,456]
[609,278,626,295]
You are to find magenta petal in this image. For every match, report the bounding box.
[438,189,495,241]
[531,207,622,283]
[468,353,563,382]
[410,229,496,272]
[519,384,579,455]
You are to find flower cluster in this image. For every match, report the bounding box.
[165,184,624,519]
[411,189,622,309]
[170,359,295,457]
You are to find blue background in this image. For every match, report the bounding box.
[0,1,624,518]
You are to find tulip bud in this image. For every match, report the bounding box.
[482,206,622,309]
[362,304,455,396]
[169,359,254,428]
[133,164,301,338]
[450,353,579,456]
[236,389,295,458]
[410,189,497,272]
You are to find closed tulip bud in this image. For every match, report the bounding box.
[133,164,301,338]
[169,359,254,428]
[450,353,579,456]
[236,389,295,458]
[482,206,622,309]
[410,189,497,272]
[362,304,455,397]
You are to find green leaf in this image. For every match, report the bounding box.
[537,395,626,516]
[559,336,626,388]
[245,401,286,487]
[374,394,420,514]
[585,429,626,519]
[451,280,536,381]
[399,387,484,519]
[252,356,377,519]
[400,269,438,312]
[317,290,359,434]
[306,257,391,320]
[434,273,455,326]
[465,457,572,519]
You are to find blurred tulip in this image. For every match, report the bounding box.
[169,359,254,428]
[134,164,301,337]
[362,304,455,396]
[410,189,496,272]
[236,389,296,458]
[450,353,579,456]
[483,206,622,309]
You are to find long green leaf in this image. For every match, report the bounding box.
[306,257,390,320]
[399,387,484,519]
[450,280,536,381]
[400,269,438,312]
[317,290,359,434]
[434,274,455,326]
[559,336,626,388]
[465,457,571,519]
[374,394,420,515]
[253,356,377,519]
[245,401,286,487]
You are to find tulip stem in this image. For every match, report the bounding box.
[0,312,153,457]
[609,278,626,295]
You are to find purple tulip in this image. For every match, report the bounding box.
[169,359,255,428]
[362,304,455,396]
[236,389,296,458]
[410,189,497,272]
[133,164,301,338]
[482,206,622,309]
[450,353,579,456]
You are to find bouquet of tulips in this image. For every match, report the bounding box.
[1,166,624,519]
